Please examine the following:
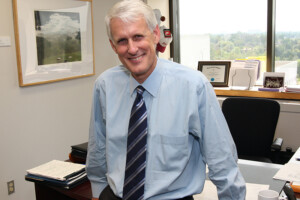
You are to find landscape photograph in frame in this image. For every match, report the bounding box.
[34,10,82,66]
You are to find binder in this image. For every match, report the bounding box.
[25,160,87,189]
[69,142,88,163]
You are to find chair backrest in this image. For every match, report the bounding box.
[222,97,280,160]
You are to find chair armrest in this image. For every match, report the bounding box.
[271,137,283,151]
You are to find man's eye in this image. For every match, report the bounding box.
[134,35,144,41]
[117,39,127,45]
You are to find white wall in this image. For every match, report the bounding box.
[274,101,300,152]
[0,0,119,199]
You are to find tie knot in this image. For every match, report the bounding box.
[136,86,145,95]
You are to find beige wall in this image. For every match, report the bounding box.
[0,0,119,199]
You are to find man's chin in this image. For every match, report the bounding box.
[124,63,145,74]
[131,70,146,77]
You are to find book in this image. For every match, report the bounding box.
[25,170,87,189]
[26,160,85,181]
[71,142,88,153]
[70,142,88,163]
[258,87,280,92]
[25,160,87,189]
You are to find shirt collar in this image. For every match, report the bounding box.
[129,58,163,97]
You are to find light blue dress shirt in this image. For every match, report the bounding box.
[86,58,246,200]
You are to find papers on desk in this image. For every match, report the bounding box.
[27,160,85,181]
[193,180,269,200]
[285,85,300,93]
[228,60,260,89]
[273,163,300,182]
[25,160,87,189]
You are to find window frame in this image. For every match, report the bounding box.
[267,0,275,72]
[169,0,276,71]
[169,0,300,100]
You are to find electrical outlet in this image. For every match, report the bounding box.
[7,180,15,195]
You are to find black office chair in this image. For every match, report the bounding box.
[222,97,283,163]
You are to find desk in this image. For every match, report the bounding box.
[238,159,284,192]
[33,159,285,200]
[34,180,92,200]
[279,146,300,199]
[289,147,300,164]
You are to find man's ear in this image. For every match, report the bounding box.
[109,39,117,53]
[153,25,160,44]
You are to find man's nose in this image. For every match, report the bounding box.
[127,40,138,55]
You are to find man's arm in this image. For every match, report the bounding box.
[86,80,108,198]
[197,82,246,200]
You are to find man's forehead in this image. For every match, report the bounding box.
[110,17,150,38]
[110,16,147,27]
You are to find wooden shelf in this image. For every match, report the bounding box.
[215,88,300,100]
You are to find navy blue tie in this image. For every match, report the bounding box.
[123,86,147,200]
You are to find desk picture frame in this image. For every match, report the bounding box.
[13,0,95,86]
[198,61,231,87]
[263,72,285,88]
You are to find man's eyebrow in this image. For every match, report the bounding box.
[134,34,144,37]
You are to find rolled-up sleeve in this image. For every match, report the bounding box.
[198,82,246,200]
[86,79,108,198]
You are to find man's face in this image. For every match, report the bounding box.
[109,17,160,83]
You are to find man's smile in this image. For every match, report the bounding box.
[128,54,144,62]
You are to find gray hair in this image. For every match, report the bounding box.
[105,0,158,41]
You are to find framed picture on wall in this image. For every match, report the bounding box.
[198,61,231,87]
[13,0,95,86]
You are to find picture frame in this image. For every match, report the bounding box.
[198,61,231,87]
[13,0,95,86]
[263,72,285,88]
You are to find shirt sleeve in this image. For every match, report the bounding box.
[197,82,246,200]
[86,79,108,198]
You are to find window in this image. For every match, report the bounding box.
[171,0,300,85]
[275,0,300,85]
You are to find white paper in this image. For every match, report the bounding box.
[273,162,300,182]
[289,147,300,164]
[26,160,85,181]
[228,60,260,87]
[229,68,256,88]
[193,180,269,200]
[202,65,226,82]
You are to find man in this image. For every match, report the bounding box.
[86,0,246,200]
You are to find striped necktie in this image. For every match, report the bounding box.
[123,86,147,200]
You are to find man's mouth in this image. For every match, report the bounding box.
[129,55,143,62]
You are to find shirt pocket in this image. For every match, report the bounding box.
[150,134,188,173]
